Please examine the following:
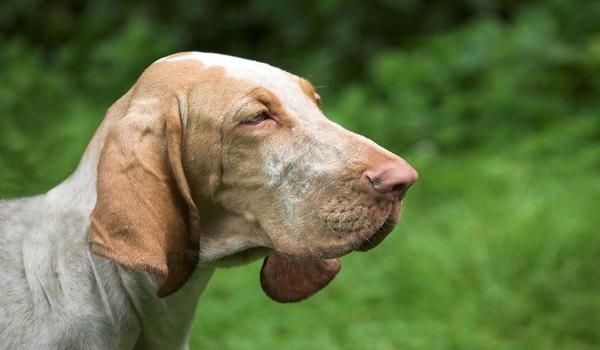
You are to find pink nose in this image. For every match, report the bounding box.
[361,160,418,198]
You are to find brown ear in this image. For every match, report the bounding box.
[260,254,341,303]
[90,98,200,298]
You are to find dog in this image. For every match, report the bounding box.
[0,52,418,349]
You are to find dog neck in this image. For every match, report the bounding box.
[117,264,214,349]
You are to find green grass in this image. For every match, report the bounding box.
[189,144,600,349]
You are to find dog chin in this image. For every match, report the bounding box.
[270,201,402,260]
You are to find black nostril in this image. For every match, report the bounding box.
[391,183,406,193]
[391,183,408,195]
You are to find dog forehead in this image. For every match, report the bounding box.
[156,52,317,119]
[157,53,297,94]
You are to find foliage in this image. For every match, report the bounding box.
[333,1,600,154]
[0,0,598,348]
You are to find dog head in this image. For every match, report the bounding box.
[90,52,417,301]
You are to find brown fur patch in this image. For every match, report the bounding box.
[90,58,255,297]
[298,77,321,108]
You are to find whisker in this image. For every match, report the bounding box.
[298,207,323,220]
[325,217,344,238]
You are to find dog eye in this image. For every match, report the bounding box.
[243,111,270,125]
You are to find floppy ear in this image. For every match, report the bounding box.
[90,97,200,298]
[260,255,341,303]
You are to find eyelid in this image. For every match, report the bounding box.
[254,109,269,118]
[239,109,273,126]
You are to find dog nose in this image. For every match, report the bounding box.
[361,159,418,198]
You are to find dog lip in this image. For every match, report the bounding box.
[355,219,393,252]
[355,202,400,252]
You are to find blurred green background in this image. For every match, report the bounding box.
[1,0,599,349]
